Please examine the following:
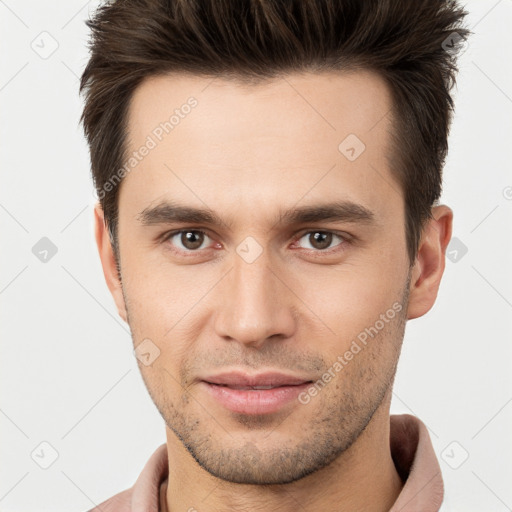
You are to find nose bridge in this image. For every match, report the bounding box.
[213,245,295,347]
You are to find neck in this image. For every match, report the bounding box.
[164,401,403,512]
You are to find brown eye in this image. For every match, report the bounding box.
[309,232,332,250]
[167,230,210,251]
[296,231,345,251]
[181,231,204,250]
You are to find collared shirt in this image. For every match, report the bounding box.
[88,413,444,512]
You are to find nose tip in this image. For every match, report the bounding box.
[213,257,296,349]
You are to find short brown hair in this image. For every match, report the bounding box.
[80,0,469,265]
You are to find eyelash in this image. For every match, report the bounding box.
[160,229,351,257]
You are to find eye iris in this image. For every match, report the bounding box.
[310,232,332,250]
[181,231,204,250]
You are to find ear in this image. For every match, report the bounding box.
[407,205,453,320]
[94,202,128,323]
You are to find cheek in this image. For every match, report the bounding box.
[290,257,406,341]
[137,362,185,417]
[120,250,209,334]
[121,262,211,378]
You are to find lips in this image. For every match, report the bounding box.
[203,371,311,388]
[200,371,313,415]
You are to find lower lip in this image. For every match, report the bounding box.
[202,381,311,415]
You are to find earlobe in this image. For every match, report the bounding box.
[406,205,453,320]
[94,203,128,323]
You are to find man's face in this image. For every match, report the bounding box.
[114,71,412,484]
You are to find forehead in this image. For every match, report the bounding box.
[122,70,401,229]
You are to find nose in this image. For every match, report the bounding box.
[213,247,296,349]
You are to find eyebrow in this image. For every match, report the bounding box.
[137,200,376,230]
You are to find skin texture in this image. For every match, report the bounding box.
[95,70,453,512]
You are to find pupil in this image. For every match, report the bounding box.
[311,232,331,250]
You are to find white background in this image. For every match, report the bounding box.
[1,1,511,511]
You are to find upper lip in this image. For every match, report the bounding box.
[202,371,312,388]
